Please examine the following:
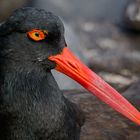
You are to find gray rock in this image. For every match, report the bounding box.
[76,21,140,76]
[124,0,140,30]
[123,79,140,109]
[0,0,31,22]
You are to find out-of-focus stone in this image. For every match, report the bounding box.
[76,21,140,76]
[0,0,31,22]
[123,79,140,109]
[124,0,140,31]
[98,72,137,92]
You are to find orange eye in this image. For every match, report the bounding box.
[27,29,48,41]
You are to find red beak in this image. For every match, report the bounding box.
[49,47,140,125]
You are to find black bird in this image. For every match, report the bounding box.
[0,7,140,140]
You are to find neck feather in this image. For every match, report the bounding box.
[0,64,61,100]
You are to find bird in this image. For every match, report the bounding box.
[0,7,140,140]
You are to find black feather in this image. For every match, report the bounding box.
[0,7,85,140]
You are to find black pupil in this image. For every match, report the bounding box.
[35,32,40,37]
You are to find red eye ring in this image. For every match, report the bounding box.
[27,29,48,41]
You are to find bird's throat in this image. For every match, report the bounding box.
[1,67,62,101]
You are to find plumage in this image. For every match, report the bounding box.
[0,7,84,140]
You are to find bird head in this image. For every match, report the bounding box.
[0,7,65,71]
[1,7,140,125]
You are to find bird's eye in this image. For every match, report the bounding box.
[27,29,48,41]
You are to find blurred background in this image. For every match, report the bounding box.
[0,0,140,91]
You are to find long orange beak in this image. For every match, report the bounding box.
[49,47,140,125]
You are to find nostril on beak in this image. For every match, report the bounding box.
[67,61,80,71]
